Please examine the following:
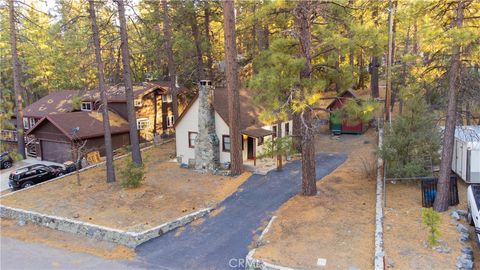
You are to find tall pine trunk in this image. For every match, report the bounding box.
[223,0,243,176]
[295,0,317,196]
[116,0,142,165]
[370,7,380,98]
[204,2,214,80]
[190,7,204,81]
[161,0,179,119]
[434,0,465,212]
[89,0,116,183]
[9,0,26,159]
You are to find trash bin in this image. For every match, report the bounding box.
[421,175,459,208]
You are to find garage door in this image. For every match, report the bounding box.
[41,141,72,163]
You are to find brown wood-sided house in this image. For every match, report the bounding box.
[22,82,185,163]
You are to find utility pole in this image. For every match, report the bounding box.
[386,0,394,124]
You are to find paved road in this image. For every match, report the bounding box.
[134,153,347,270]
[0,237,137,270]
[0,153,346,270]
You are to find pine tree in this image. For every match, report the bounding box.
[223,0,243,176]
[9,0,26,159]
[88,0,116,183]
[116,0,142,166]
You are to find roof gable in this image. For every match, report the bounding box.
[26,111,129,140]
[24,90,77,118]
[174,87,266,131]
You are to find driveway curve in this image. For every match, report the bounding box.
[133,153,347,270]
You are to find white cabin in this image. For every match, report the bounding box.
[174,87,292,166]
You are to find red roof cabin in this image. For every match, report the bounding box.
[326,89,368,135]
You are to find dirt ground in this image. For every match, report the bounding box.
[0,218,135,260]
[0,141,251,232]
[384,180,478,270]
[253,127,378,269]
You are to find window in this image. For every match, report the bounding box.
[29,118,36,128]
[222,135,231,152]
[136,118,149,130]
[162,94,173,103]
[23,117,29,129]
[285,122,290,136]
[188,132,198,148]
[272,125,277,138]
[258,136,264,146]
[134,99,142,107]
[81,102,92,111]
[167,115,175,127]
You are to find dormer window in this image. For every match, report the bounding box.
[29,118,36,128]
[162,94,172,103]
[23,117,29,130]
[134,99,142,107]
[81,102,92,111]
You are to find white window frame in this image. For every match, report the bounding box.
[29,118,36,128]
[136,118,149,130]
[162,94,173,103]
[81,102,92,111]
[23,117,29,129]
[167,115,174,127]
[134,99,142,107]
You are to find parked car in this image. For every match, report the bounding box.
[8,164,64,190]
[0,152,13,169]
[467,185,480,244]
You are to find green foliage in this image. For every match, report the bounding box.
[8,151,23,162]
[422,207,441,246]
[257,136,296,160]
[330,110,343,125]
[342,99,381,125]
[120,158,146,188]
[71,95,82,111]
[378,97,440,178]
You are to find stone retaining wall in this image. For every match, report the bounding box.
[245,216,297,270]
[0,205,211,248]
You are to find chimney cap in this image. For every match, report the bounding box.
[199,80,212,86]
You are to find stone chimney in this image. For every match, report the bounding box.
[194,80,219,171]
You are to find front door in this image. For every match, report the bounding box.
[247,137,255,159]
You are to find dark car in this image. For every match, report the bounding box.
[8,164,64,190]
[0,152,13,169]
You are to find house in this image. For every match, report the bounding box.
[326,89,367,135]
[25,111,130,163]
[174,80,292,169]
[18,81,186,162]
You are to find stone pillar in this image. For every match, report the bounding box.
[194,80,219,171]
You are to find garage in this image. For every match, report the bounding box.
[41,140,72,163]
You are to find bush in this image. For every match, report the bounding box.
[120,158,145,188]
[9,151,24,161]
[342,98,381,125]
[422,207,441,246]
[378,97,440,178]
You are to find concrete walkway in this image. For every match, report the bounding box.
[134,153,347,270]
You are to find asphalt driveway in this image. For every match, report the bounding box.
[0,153,346,270]
[133,153,347,270]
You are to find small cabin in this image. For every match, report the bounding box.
[326,89,367,135]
